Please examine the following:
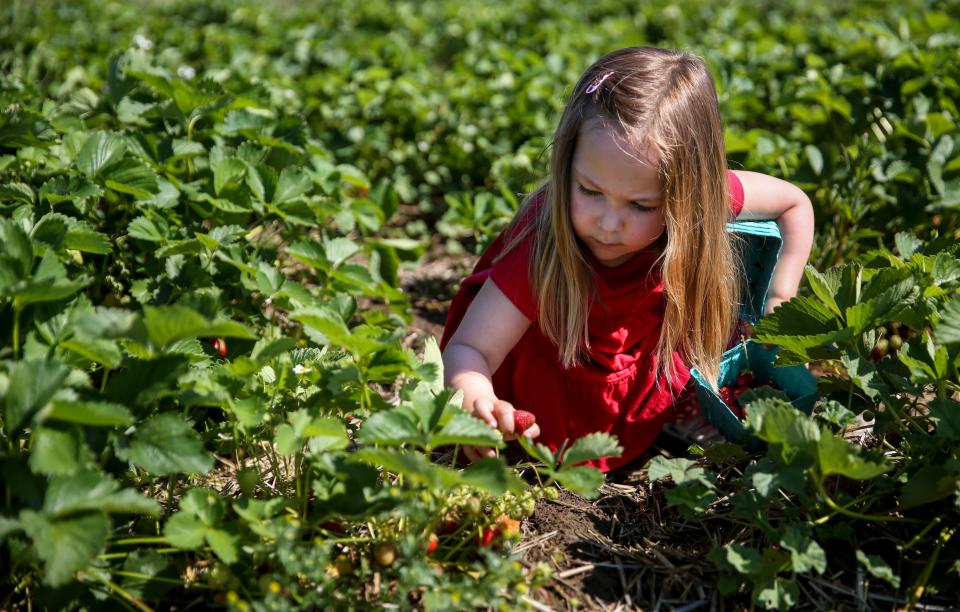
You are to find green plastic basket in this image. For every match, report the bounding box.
[689,221,819,443]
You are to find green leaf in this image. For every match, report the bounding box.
[64,227,112,254]
[19,509,109,586]
[29,425,93,476]
[46,400,133,427]
[935,299,960,345]
[646,456,716,488]
[0,218,34,277]
[745,399,820,459]
[285,241,329,270]
[31,213,70,249]
[5,359,71,433]
[272,167,311,203]
[459,458,526,495]
[803,265,842,317]
[804,145,823,175]
[900,461,960,509]
[845,277,916,334]
[560,432,623,468]
[142,305,255,350]
[856,550,901,588]
[552,465,605,498]
[429,411,502,448]
[60,338,124,369]
[127,216,166,242]
[712,542,765,574]
[102,157,159,197]
[352,447,450,490]
[755,577,799,610]
[929,399,960,441]
[816,432,890,479]
[120,413,213,476]
[204,528,239,564]
[76,131,126,178]
[357,407,425,447]
[780,526,827,574]
[163,512,206,549]
[894,233,923,259]
[39,175,104,206]
[325,237,359,268]
[43,472,158,516]
[213,156,247,196]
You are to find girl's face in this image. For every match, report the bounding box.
[569,123,666,267]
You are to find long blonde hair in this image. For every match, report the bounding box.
[499,47,741,390]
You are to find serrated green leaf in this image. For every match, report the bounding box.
[935,299,960,345]
[64,227,112,254]
[5,359,71,433]
[754,577,799,610]
[856,550,901,588]
[803,265,842,317]
[46,400,133,427]
[31,213,70,250]
[560,432,623,468]
[39,175,104,206]
[163,512,206,549]
[714,542,765,574]
[325,237,359,268]
[0,218,34,277]
[19,509,109,586]
[204,528,239,564]
[127,216,165,242]
[552,465,605,498]
[459,457,525,495]
[430,410,502,448]
[29,425,93,476]
[357,408,424,447]
[77,131,126,177]
[900,461,960,509]
[352,447,451,489]
[120,413,213,476]
[646,456,716,488]
[272,167,311,204]
[213,156,247,196]
[745,399,820,459]
[894,232,923,259]
[817,432,889,479]
[285,241,328,270]
[103,157,159,197]
[780,526,827,574]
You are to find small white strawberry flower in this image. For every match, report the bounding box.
[293,364,311,375]
[133,34,153,50]
[177,65,196,80]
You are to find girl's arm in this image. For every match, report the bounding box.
[442,278,536,460]
[732,170,815,314]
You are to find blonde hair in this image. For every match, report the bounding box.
[499,47,741,390]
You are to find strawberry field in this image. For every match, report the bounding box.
[2,0,960,609]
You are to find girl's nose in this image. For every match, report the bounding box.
[597,207,621,233]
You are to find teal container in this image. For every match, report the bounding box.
[689,221,819,443]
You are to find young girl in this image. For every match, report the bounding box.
[439,47,814,472]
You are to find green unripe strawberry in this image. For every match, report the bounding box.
[888,334,903,351]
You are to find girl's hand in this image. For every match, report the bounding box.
[462,397,541,463]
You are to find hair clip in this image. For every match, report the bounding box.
[586,72,613,94]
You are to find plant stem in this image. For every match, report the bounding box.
[907,526,954,608]
[813,475,920,524]
[110,536,169,545]
[12,300,22,359]
[79,570,155,612]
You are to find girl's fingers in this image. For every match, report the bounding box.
[463,445,495,463]
[520,423,541,440]
[472,398,498,428]
[491,401,516,436]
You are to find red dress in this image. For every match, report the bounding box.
[441,171,745,471]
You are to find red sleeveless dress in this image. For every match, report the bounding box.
[441,172,744,471]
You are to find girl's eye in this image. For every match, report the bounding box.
[631,201,656,213]
[576,183,601,197]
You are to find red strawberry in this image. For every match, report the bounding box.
[735,371,754,388]
[426,533,439,554]
[513,410,536,434]
[212,337,228,358]
[477,527,497,547]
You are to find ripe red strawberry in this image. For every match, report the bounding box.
[513,410,536,434]
[212,337,227,358]
[426,533,439,554]
[735,371,754,388]
[477,527,497,547]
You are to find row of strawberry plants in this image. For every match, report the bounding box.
[0,45,618,609]
[650,236,960,608]
[5,0,957,261]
